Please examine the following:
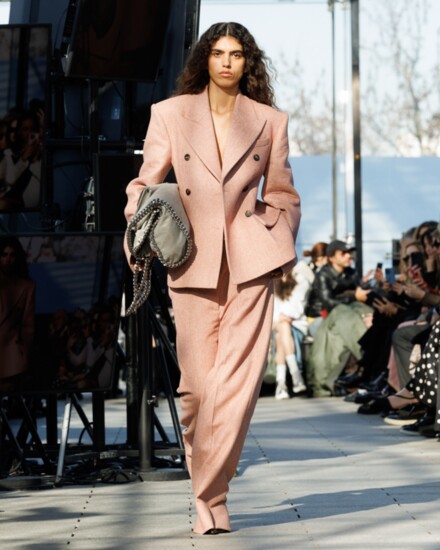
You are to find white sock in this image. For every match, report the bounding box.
[285,353,300,376]
[276,363,287,384]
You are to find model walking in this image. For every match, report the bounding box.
[124,21,301,534]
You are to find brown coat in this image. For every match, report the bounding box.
[124,88,301,289]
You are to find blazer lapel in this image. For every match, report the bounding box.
[221,93,267,180]
[178,88,222,182]
[177,89,267,183]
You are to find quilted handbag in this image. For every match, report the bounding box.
[125,183,192,315]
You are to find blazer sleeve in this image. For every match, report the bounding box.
[123,104,173,263]
[124,104,173,224]
[261,112,301,241]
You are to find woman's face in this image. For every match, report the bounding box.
[0,245,17,275]
[208,35,245,92]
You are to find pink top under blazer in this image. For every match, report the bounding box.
[124,87,301,289]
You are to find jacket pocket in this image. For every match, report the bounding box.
[253,201,281,228]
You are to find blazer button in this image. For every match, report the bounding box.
[242,186,249,192]
[245,210,252,217]
[253,154,260,161]
[184,153,190,161]
[185,189,191,195]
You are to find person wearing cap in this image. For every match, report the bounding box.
[306,240,369,318]
[305,240,373,397]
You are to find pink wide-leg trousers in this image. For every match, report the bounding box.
[169,253,274,534]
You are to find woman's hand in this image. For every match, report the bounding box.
[372,296,400,316]
[354,286,371,302]
[129,253,156,273]
[278,313,293,323]
[408,265,428,289]
[403,283,426,301]
[391,281,405,295]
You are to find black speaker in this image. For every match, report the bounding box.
[62,0,172,81]
[94,153,143,231]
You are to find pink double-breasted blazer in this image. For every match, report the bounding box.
[124,87,301,289]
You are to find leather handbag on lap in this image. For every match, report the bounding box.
[125,183,192,315]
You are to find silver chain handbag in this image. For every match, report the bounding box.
[125,183,192,315]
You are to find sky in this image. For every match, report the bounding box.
[0,2,9,23]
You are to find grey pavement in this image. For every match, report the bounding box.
[2,393,440,549]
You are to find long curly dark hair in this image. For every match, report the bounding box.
[175,22,276,107]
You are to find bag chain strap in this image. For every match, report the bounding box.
[126,255,154,316]
[126,211,158,315]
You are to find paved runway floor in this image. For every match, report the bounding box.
[1,393,440,549]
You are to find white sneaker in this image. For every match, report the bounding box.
[292,371,307,394]
[275,384,289,400]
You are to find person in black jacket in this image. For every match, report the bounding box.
[306,240,370,324]
[306,240,372,396]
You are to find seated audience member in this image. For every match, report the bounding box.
[0,236,35,392]
[357,314,439,436]
[408,223,440,294]
[348,221,439,410]
[420,226,440,289]
[306,240,372,397]
[272,262,311,399]
[306,240,369,316]
[348,236,426,394]
[400,315,439,436]
[413,220,438,243]
[389,224,440,391]
[302,241,328,335]
[302,241,328,275]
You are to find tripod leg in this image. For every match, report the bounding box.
[17,397,54,474]
[0,406,30,475]
[137,303,155,472]
[55,394,73,486]
[72,394,94,442]
[154,412,170,443]
[148,304,185,453]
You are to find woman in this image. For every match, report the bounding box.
[0,236,35,391]
[361,315,439,431]
[272,268,309,399]
[124,22,300,535]
[303,241,328,274]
